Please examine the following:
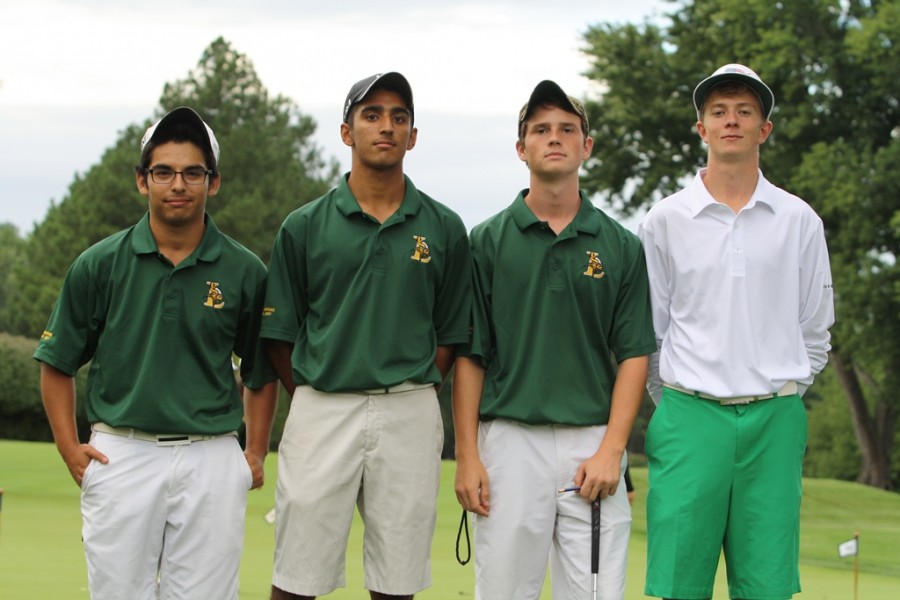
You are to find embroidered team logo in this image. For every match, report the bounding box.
[203,281,225,309]
[583,251,606,279]
[410,235,432,263]
[40,330,53,341]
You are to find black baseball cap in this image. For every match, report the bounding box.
[342,72,414,124]
[518,80,589,136]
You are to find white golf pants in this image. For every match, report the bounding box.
[474,419,631,600]
[81,430,252,599]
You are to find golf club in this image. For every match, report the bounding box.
[591,495,600,600]
[558,485,601,597]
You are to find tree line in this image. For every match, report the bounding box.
[0,0,897,489]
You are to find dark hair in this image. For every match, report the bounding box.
[699,81,765,117]
[345,83,414,128]
[136,120,218,176]
[518,99,587,143]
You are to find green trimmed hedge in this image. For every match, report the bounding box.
[0,332,89,441]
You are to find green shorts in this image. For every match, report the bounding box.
[644,387,807,600]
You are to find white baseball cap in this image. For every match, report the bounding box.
[141,106,220,163]
[693,63,775,120]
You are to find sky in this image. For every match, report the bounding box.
[0,0,669,236]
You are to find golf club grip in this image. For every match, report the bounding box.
[591,497,600,573]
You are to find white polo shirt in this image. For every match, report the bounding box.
[638,168,834,402]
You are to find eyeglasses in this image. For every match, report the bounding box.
[145,167,213,185]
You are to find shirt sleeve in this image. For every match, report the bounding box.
[260,222,308,344]
[237,267,278,389]
[797,214,835,391]
[465,231,494,367]
[32,256,102,376]
[608,234,656,362]
[241,335,278,389]
[432,219,474,346]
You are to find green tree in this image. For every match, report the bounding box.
[581,0,899,489]
[0,223,27,324]
[156,37,339,263]
[2,134,144,336]
[3,37,337,338]
[804,367,861,480]
[0,332,89,441]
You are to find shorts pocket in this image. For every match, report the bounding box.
[477,419,497,464]
[80,457,97,491]
[434,399,445,456]
[80,434,106,491]
[236,442,254,490]
[644,396,668,458]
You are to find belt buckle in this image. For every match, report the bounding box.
[155,435,193,447]
[720,397,752,406]
[720,392,774,406]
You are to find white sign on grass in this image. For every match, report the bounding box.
[838,537,858,558]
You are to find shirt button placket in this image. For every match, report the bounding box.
[731,219,746,277]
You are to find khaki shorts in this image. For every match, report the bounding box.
[272,384,443,596]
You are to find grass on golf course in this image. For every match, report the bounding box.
[1,439,898,599]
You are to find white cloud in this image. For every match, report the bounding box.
[0,0,665,233]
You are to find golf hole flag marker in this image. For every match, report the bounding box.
[839,532,860,600]
[838,535,859,558]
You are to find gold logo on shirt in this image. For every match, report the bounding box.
[203,281,225,309]
[583,251,606,279]
[262,307,275,317]
[40,330,53,341]
[411,235,432,263]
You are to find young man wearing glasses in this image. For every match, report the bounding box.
[262,72,472,600]
[34,106,277,600]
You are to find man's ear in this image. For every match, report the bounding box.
[135,169,149,196]
[516,139,527,163]
[758,120,774,145]
[207,173,221,197]
[340,122,354,148]
[696,120,709,144]
[582,136,594,160]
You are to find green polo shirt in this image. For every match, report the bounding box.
[469,190,656,426]
[33,213,268,434]
[261,173,472,392]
